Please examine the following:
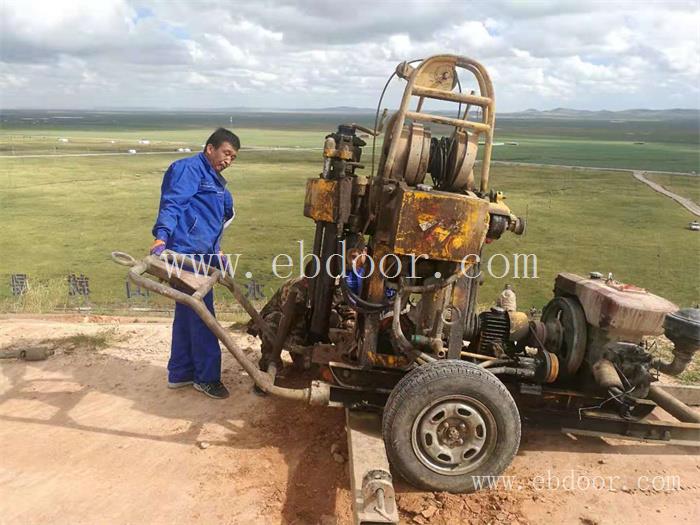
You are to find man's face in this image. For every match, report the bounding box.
[349,249,366,269]
[205,142,238,172]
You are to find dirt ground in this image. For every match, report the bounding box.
[1,315,698,525]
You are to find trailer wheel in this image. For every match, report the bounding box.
[382,360,520,493]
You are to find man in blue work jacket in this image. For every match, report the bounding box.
[150,128,239,399]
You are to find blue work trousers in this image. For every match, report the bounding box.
[168,289,221,384]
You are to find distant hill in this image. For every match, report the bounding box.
[223,107,699,121]
[242,106,700,121]
[4,106,697,121]
[500,108,699,121]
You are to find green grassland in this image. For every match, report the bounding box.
[1,109,699,310]
[490,137,698,173]
[482,164,700,307]
[1,125,699,310]
[2,109,699,172]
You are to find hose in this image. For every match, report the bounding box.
[384,270,463,294]
[389,285,441,367]
[339,276,393,313]
[335,235,395,313]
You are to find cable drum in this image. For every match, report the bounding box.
[382,120,431,186]
[428,131,478,192]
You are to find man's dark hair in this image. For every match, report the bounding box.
[205,127,240,151]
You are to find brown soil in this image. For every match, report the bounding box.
[1,315,698,524]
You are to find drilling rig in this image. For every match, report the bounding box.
[114,54,700,525]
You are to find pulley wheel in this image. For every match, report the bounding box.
[404,122,431,186]
[446,130,478,191]
[382,116,431,185]
[541,296,587,375]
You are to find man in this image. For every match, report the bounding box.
[150,128,239,399]
[345,246,366,296]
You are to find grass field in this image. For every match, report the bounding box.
[490,136,698,173]
[1,121,699,311]
[2,108,699,172]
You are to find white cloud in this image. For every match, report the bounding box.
[186,72,209,86]
[0,0,698,110]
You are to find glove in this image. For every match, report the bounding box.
[150,239,166,256]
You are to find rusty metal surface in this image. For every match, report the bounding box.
[518,386,700,446]
[389,188,490,262]
[507,310,529,340]
[555,272,677,337]
[303,178,337,223]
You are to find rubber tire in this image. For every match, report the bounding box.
[382,360,521,493]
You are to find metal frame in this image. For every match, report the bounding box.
[111,251,329,405]
[382,54,496,192]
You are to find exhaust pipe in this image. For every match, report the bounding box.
[653,308,700,376]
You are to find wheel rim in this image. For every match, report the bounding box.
[411,395,497,476]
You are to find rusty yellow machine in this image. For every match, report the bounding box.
[113,54,700,525]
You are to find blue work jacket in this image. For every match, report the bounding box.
[152,152,234,254]
[346,266,366,295]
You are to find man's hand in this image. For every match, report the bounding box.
[150,239,166,256]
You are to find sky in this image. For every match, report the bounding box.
[1,0,699,111]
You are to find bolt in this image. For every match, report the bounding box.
[458,423,466,430]
[457,438,464,445]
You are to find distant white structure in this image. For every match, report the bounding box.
[138,139,150,145]
[183,148,191,152]
[110,140,116,144]
[177,148,185,152]
[58,138,69,143]
[127,149,137,154]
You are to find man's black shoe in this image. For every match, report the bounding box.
[193,381,230,399]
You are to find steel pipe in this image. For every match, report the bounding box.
[116,253,325,404]
[648,385,700,424]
